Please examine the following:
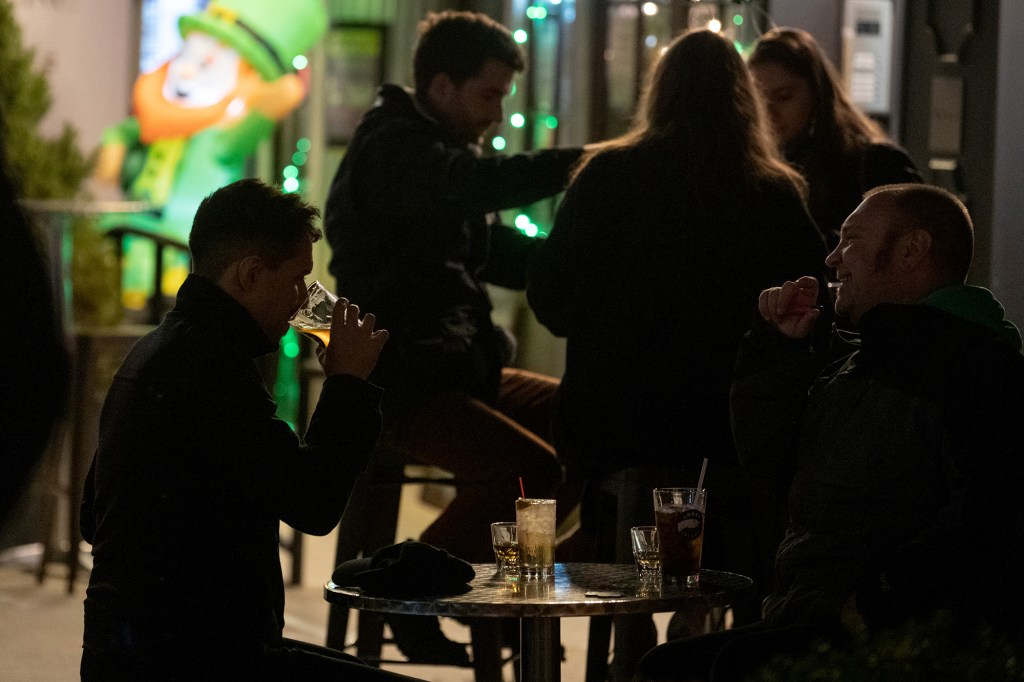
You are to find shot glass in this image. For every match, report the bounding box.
[289,280,338,346]
[516,498,556,579]
[630,525,662,582]
[490,522,520,575]
[653,487,707,587]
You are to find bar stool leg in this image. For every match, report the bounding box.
[468,619,502,682]
[584,616,611,682]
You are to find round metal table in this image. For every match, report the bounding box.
[324,562,753,682]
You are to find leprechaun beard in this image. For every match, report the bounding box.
[133,61,262,143]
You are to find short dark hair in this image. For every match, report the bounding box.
[867,183,974,283]
[189,179,321,279]
[413,11,524,96]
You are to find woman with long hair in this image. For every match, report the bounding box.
[749,27,921,246]
[527,30,828,681]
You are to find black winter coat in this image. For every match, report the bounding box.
[81,275,383,670]
[732,295,1024,635]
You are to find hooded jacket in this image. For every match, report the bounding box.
[324,84,581,416]
[731,285,1024,635]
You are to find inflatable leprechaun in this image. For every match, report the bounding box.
[95,0,327,245]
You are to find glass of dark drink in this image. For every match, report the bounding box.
[653,487,707,587]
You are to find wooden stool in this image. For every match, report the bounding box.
[325,446,507,682]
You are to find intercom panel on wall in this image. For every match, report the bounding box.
[842,0,895,116]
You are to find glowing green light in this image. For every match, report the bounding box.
[283,177,300,193]
[292,55,308,70]
[292,151,307,166]
[525,223,539,238]
[526,6,537,19]
[283,337,301,358]
[515,214,531,229]
[283,165,299,179]
[491,136,507,151]
[513,29,528,43]
[526,6,547,20]
[544,116,559,129]
[511,84,517,95]
[297,138,312,153]
[510,113,526,128]
[734,40,745,54]
[733,14,744,26]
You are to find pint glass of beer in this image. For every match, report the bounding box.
[653,487,706,587]
[289,280,337,345]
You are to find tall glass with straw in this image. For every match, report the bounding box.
[653,458,708,587]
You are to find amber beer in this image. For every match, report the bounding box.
[289,281,337,346]
[653,488,706,587]
[293,324,330,346]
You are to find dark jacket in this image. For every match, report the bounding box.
[789,139,921,246]
[325,84,582,416]
[527,144,828,475]
[81,275,383,670]
[732,287,1024,635]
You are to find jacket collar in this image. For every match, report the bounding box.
[170,274,278,358]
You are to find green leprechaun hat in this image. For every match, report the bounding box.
[179,0,328,80]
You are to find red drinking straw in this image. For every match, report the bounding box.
[519,477,526,498]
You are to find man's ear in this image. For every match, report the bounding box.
[426,72,455,108]
[236,255,263,292]
[898,229,932,271]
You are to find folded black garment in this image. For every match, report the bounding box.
[332,540,475,598]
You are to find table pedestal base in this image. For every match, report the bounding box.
[522,617,560,682]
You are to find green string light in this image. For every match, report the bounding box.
[492,135,507,151]
[282,334,301,359]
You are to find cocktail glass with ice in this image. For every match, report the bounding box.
[515,498,555,579]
